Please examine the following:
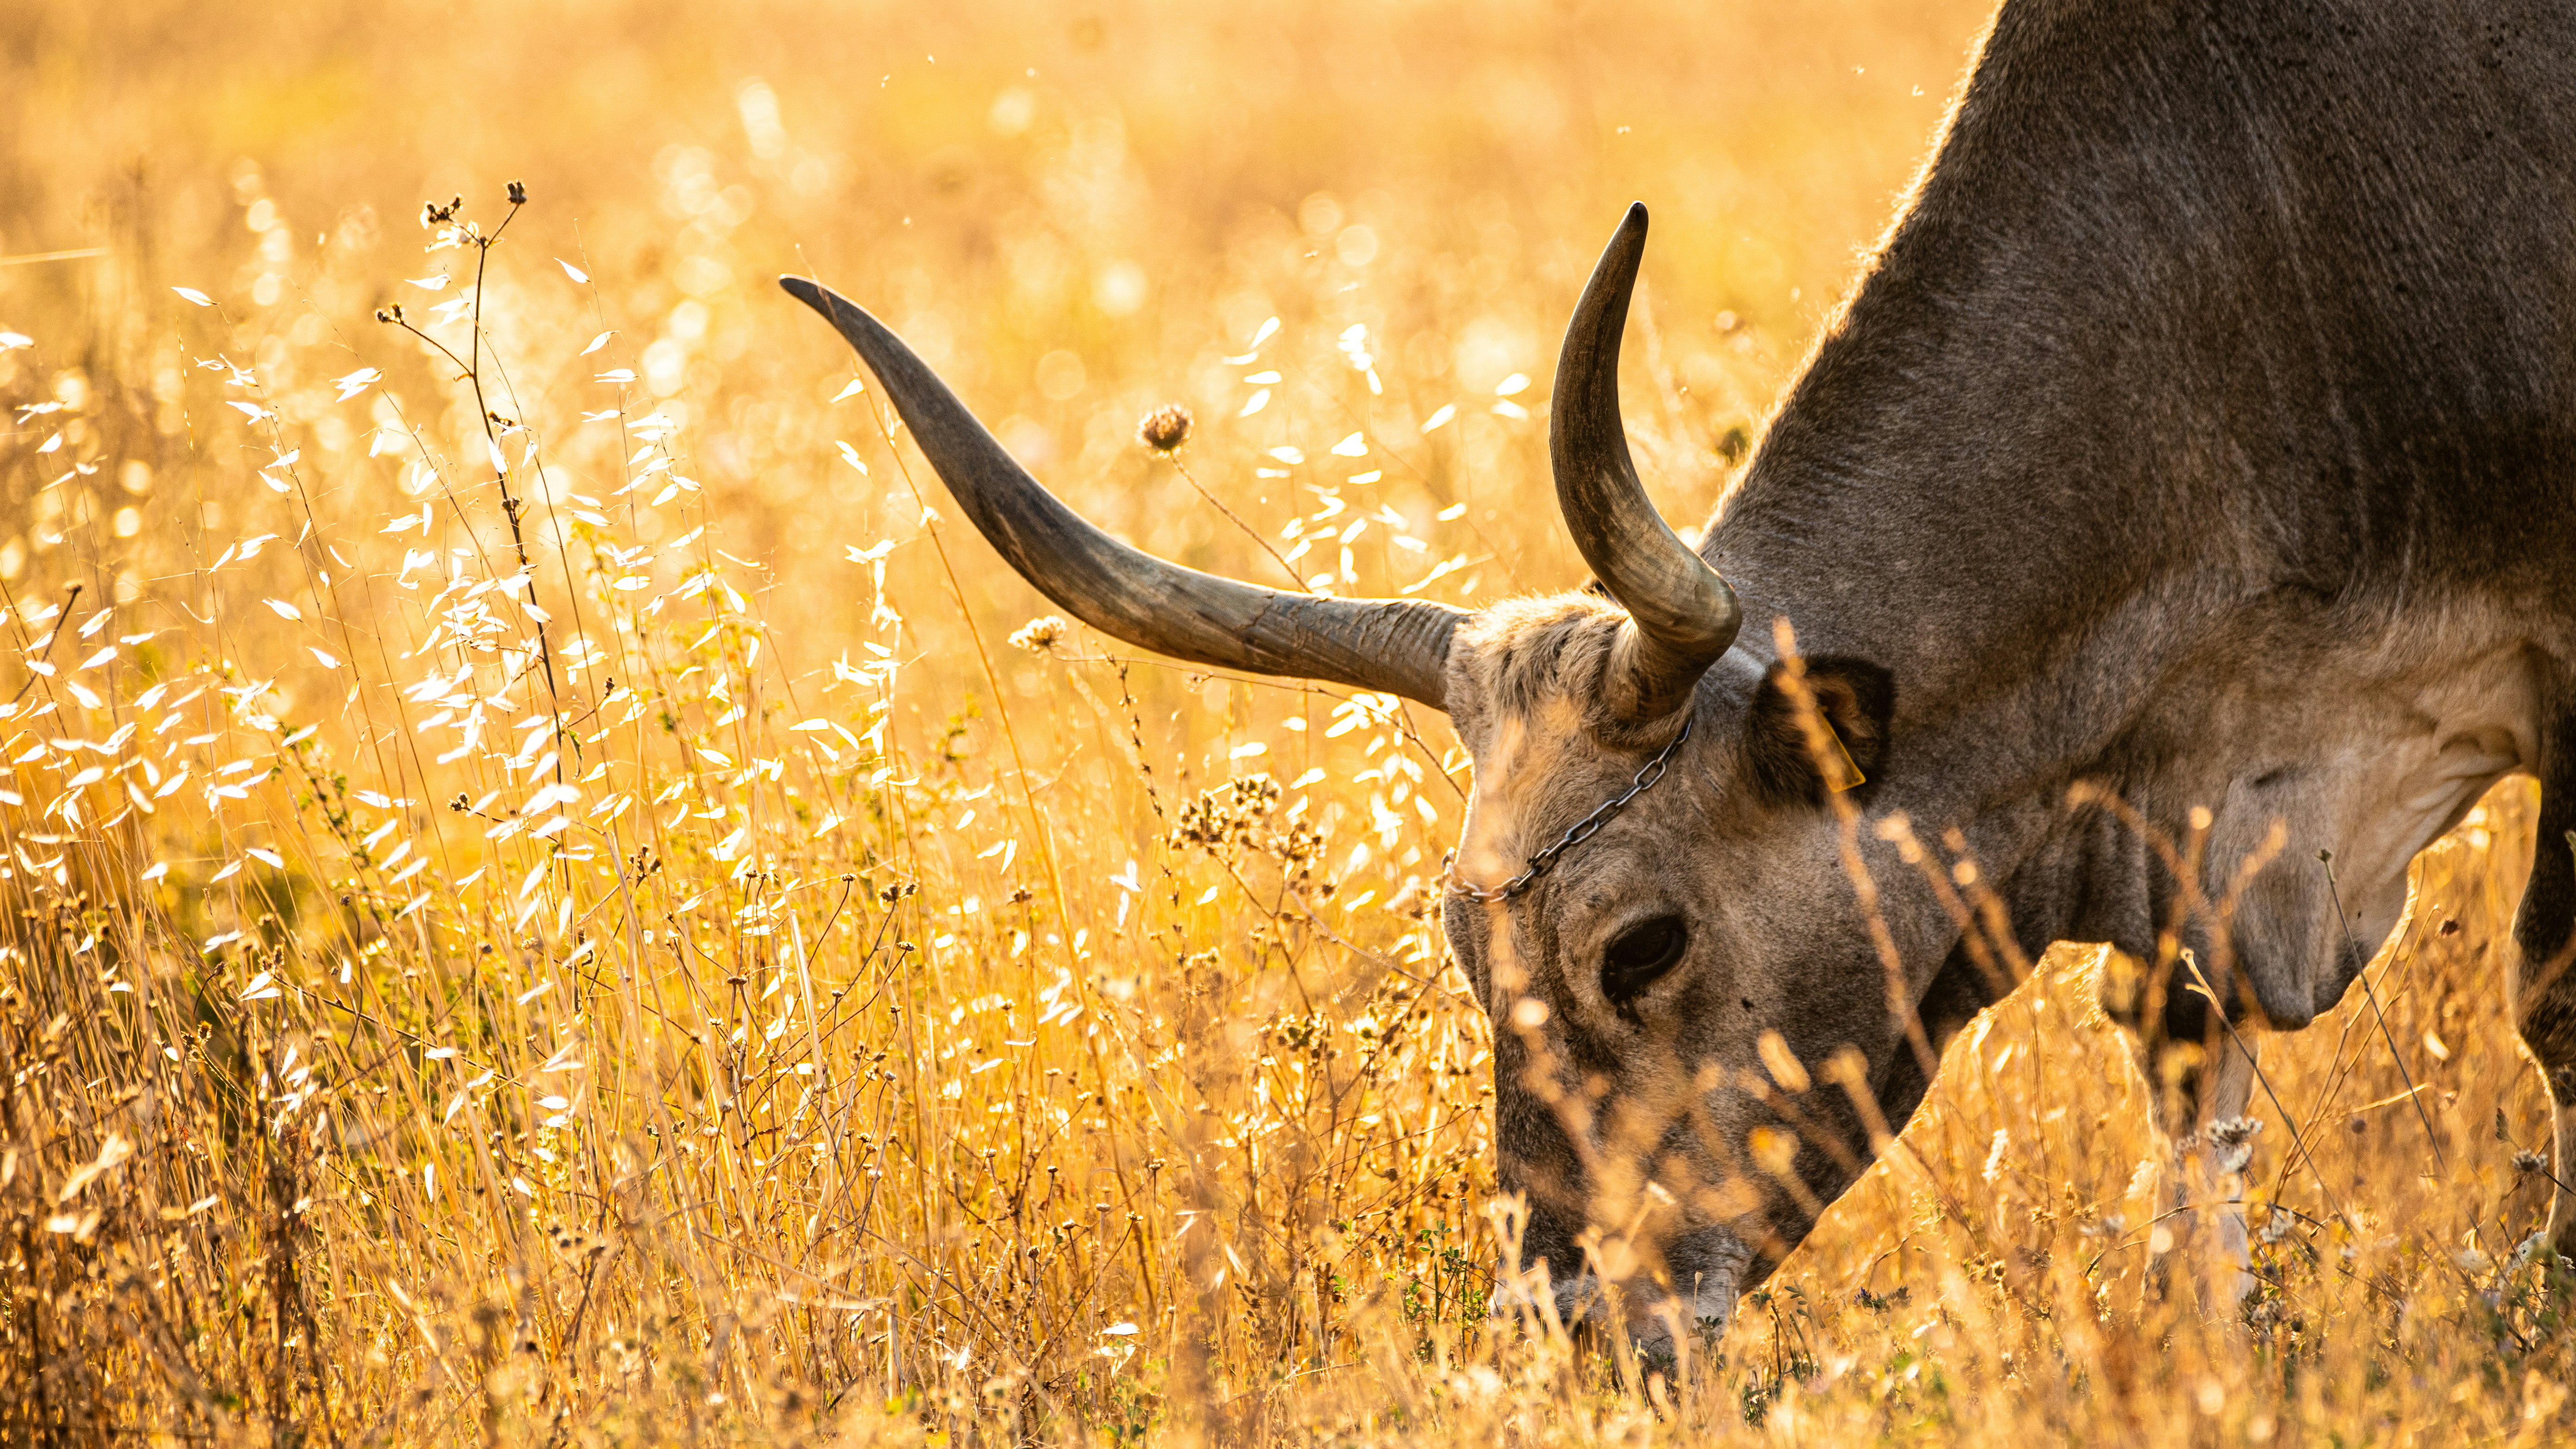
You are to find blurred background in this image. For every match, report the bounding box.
[0,0,1988,630]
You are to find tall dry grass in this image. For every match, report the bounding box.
[2,1,2572,1443]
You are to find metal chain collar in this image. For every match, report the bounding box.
[1459,714,1694,904]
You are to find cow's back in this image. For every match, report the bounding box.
[1714,0,2576,668]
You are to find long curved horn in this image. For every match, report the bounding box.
[1549,203,1742,722]
[783,277,1463,709]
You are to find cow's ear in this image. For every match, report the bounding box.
[1745,656,1894,806]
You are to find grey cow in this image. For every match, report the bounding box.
[787,0,2576,1346]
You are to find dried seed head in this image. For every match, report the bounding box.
[2514,1148,2550,1175]
[1009,614,1068,653]
[2207,1115,2263,1174]
[507,180,529,206]
[2206,1115,2264,1148]
[1170,774,1282,853]
[1136,404,1193,453]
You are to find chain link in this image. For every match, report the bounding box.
[1458,714,1694,904]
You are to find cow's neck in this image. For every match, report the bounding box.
[1709,324,2538,1035]
[1696,1,2568,1023]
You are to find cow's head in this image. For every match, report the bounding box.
[786,204,1901,1347]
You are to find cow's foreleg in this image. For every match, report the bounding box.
[2510,718,2576,1262]
[2513,942,2576,1263]
[2135,1028,2261,1316]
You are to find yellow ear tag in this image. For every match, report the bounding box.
[1825,725,1865,793]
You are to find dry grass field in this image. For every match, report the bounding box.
[4,0,2574,1443]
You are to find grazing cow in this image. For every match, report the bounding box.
[788,0,2576,1347]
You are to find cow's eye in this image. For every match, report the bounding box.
[1602,915,1688,1004]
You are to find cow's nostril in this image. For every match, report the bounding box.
[1602,915,1688,1004]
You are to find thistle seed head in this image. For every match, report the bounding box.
[1010,614,1069,653]
[1136,404,1193,453]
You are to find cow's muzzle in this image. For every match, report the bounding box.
[1491,1225,1753,1363]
